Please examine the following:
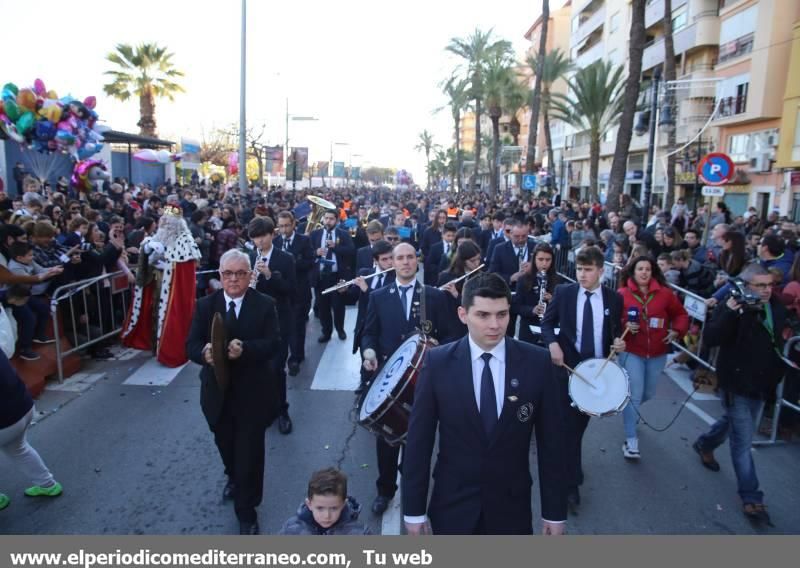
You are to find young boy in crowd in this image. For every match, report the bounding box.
[278,468,371,535]
[0,283,56,361]
[657,253,680,285]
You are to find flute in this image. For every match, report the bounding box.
[321,267,396,295]
[438,264,485,290]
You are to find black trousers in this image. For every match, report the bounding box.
[565,403,590,490]
[273,336,289,414]
[376,438,402,498]
[211,400,268,524]
[316,273,345,336]
[288,288,311,364]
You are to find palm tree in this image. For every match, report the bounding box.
[439,75,471,191]
[552,61,625,201]
[446,28,512,190]
[663,0,677,210]
[103,43,185,138]
[608,0,646,211]
[482,52,515,195]
[415,130,437,190]
[525,0,550,174]
[526,48,574,187]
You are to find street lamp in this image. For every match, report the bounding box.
[332,141,350,188]
[639,67,676,219]
[284,100,318,190]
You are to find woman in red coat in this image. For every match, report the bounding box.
[618,255,689,460]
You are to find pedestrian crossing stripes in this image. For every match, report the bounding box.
[122,359,187,386]
[310,307,361,391]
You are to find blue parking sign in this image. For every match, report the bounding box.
[522,174,537,191]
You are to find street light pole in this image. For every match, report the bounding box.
[238,0,247,193]
[642,68,661,219]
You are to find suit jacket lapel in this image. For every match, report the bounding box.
[452,338,487,443]
[488,339,521,447]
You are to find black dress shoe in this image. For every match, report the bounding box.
[222,479,236,501]
[371,495,391,515]
[239,520,260,535]
[567,487,580,514]
[318,334,331,343]
[337,330,347,340]
[278,413,293,435]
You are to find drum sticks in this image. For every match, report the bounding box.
[595,327,631,378]
[562,363,597,390]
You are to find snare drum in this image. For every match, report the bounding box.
[568,358,630,417]
[358,333,435,446]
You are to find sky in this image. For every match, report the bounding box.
[2,0,562,183]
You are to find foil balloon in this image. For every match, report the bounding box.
[71,159,110,193]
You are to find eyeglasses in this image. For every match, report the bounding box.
[386,237,399,242]
[747,282,774,290]
[219,270,250,280]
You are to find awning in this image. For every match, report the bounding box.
[100,129,175,147]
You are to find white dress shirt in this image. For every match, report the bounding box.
[396,281,415,319]
[323,229,338,272]
[513,244,529,264]
[469,335,505,418]
[575,286,604,359]
[223,292,244,318]
[282,232,295,251]
[443,241,451,256]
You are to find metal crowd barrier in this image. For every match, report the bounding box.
[553,246,717,371]
[753,335,800,446]
[50,271,133,382]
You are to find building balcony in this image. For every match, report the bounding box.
[715,93,748,120]
[718,32,754,65]
[572,5,606,46]
[645,0,688,30]
[572,0,596,17]
[576,41,604,69]
[642,12,719,70]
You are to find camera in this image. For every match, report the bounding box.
[728,278,762,310]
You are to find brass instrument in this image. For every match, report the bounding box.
[437,264,485,290]
[321,267,395,295]
[304,195,337,235]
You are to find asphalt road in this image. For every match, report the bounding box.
[1,307,798,535]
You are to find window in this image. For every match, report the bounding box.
[610,11,620,33]
[716,74,750,118]
[672,6,688,32]
[724,194,749,217]
[728,134,750,163]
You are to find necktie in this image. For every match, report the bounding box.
[323,232,333,273]
[283,239,290,252]
[580,291,595,360]
[375,274,384,289]
[399,285,412,319]
[517,247,525,263]
[444,242,449,256]
[226,300,237,331]
[480,353,498,434]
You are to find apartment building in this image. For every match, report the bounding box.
[775,19,800,219]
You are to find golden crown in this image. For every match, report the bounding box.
[163,205,182,217]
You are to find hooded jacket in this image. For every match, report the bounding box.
[619,278,689,358]
[278,496,371,535]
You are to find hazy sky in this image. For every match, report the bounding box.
[3,0,561,182]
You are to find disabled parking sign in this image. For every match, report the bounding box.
[697,153,734,186]
[522,174,537,191]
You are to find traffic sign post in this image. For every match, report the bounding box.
[701,185,725,197]
[697,153,733,244]
[522,174,537,191]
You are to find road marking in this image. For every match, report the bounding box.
[664,363,719,401]
[47,372,107,393]
[685,402,716,426]
[381,468,402,535]
[311,307,360,391]
[122,359,187,386]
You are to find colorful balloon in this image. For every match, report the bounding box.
[16,89,37,111]
[33,79,46,96]
[83,96,96,109]
[4,99,20,121]
[2,82,18,100]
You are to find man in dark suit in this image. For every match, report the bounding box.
[541,245,625,513]
[186,249,281,535]
[484,218,512,265]
[341,240,395,393]
[310,210,355,342]
[274,211,314,377]
[489,220,537,337]
[355,220,385,273]
[248,217,297,435]
[361,242,456,515]
[423,221,457,286]
[402,272,567,535]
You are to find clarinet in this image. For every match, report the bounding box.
[536,270,548,320]
[249,247,264,289]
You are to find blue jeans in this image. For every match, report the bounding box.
[696,392,764,504]
[620,352,667,439]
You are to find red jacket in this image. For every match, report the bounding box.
[619,278,689,358]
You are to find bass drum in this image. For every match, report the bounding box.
[358,333,434,446]
[568,358,630,417]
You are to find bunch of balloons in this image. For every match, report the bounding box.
[71,159,110,193]
[133,149,183,164]
[0,78,103,161]
[227,152,239,176]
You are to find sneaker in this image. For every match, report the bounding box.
[18,350,41,361]
[24,482,63,498]
[33,337,56,344]
[0,493,9,510]
[623,441,641,460]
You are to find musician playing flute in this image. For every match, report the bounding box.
[513,243,558,347]
[438,241,484,339]
[540,246,625,515]
[361,243,456,516]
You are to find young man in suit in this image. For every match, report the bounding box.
[310,211,355,343]
[540,246,625,513]
[484,218,513,265]
[402,272,567,535]
[274,211,315,377]
[355,221,385,274]
[489,220,537,337]
[248,217,297,435]
[423,222,457,286]
[340,239,395,394]
[185,249,281,535]
[361,242,455,516]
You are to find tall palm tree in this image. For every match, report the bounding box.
[447,28,512,190]
[415,130,437,190]
[103,43,185,138]
[527,48,574,186]
[482,52,515,195]
[608,0,646,211]
[525,0,550,174]
[663,0,677,210]
[552,61,625,201]
[439,75,471,191]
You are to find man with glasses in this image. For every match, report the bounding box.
[186,249,282,535]
[692,264,787,526]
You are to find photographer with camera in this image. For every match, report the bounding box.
[692,264,787,526]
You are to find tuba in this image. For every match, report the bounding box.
[304,195,337,235]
